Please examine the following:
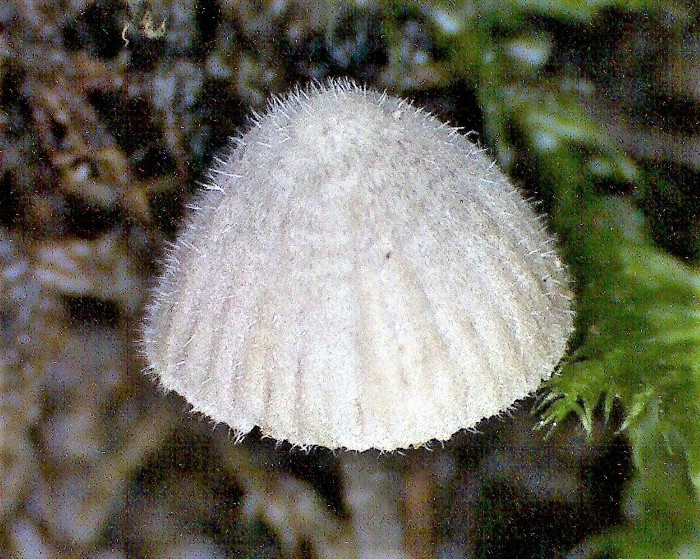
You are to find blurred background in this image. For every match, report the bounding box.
[1,1,698,558]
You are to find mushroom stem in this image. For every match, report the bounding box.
[402,456,436,559]
[339,452,409,559]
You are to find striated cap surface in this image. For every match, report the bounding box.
[143,80,574,451]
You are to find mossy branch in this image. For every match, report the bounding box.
[422,1,700,555]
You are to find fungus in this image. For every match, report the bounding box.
[143,79,574,452]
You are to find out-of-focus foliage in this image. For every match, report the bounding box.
[0,0,698,558]
[415,1,700,557]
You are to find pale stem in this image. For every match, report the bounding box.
[339,451,410,559]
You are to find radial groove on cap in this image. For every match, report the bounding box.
[143,79,574,451]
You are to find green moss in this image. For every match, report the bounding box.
[407,0,700,556]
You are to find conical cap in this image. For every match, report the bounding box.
[143,80,574,451]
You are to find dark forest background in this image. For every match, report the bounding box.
[1,1,698,558]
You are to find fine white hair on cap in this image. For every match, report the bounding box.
[142,78,574,451]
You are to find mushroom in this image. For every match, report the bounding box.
[142,79,573,453]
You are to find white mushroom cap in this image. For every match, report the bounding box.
[143,79,574,451]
